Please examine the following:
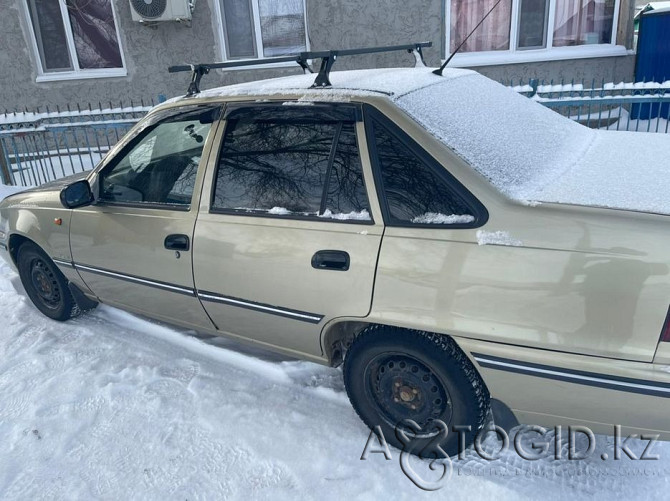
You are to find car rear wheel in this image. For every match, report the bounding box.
[17,242,81,321]
[344,326,490,458]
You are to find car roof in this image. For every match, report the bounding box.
[170,67,476,102]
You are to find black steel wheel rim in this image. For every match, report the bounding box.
[364,352,452,435]
[29,258,62,310]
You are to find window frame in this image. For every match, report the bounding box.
[362,105,488,230]
[24,0,127,82]
[516,0,551,51]
[212,0,310,69]
[444,0,625,67]
[209,102,375,226]
[94,105,222,212]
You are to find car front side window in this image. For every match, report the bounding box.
[98,107,218,208]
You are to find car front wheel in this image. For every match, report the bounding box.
[344,326,490,458]
[17,242,80,321]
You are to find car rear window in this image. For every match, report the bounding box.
[211,105,371,222]
[366,107,486,227]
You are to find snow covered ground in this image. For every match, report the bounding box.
[0,265,668,497]
[602,107,670,134]
[0,185,28,199]
[3,263,670,499]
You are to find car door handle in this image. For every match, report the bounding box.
[311,250,350,271]
[164,234,190,251]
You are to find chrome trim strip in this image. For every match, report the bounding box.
[74,263,195,296]
[69,261,323,323]
[52,258,74,268]
[473,353,670,398]
[197,291,323,324]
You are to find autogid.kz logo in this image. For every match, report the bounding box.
[360,421,662,491]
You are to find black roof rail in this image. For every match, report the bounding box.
[168,42,432,96]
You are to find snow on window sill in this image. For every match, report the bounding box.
[35,68,127,83]
[445,45,632,68]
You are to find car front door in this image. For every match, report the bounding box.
[192,103,384,357]
[69,105,220,330]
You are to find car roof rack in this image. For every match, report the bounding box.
[168,42,432,96]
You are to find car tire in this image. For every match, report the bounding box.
[344,325,490,458]
[17,242,81,321]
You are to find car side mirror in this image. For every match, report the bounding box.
[60,180,94,209]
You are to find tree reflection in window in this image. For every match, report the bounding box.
[325,123,369,214]
[214,118,370,218]
[372,117,475,225]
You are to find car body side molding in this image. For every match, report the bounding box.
[74,263,196,296]
[473,352,670,398]
[197,290,324,324]
[54,260,324,324]
[52,258,75,269]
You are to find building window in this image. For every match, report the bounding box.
[217,0,308,60]
[447,0,621,63]
[450,0,514,52]
[26,0,125,80]
[552,0,615,46]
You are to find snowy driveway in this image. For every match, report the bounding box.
[0,261,668,500]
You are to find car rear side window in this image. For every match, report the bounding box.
[366,108,486,227]
[98,107,218,208]
[212,105,371,222]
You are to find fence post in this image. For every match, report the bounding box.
[0,140,13,186]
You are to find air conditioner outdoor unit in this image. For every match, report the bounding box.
[129,0,193,23]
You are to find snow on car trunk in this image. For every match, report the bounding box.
[394,73,670,215]
[533,131,670,214]
[396,72,594,202]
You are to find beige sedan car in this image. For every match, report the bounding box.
[2,67,670,456]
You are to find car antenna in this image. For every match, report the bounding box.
[433,0,504,76]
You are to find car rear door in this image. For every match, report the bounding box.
[192,103,384,357]
[69,105,221,330]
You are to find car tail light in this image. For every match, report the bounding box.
[660,306,670,342]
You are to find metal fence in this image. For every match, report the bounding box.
[505,78,670,133]
[0,101,155,187]
[1,81,670,188]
